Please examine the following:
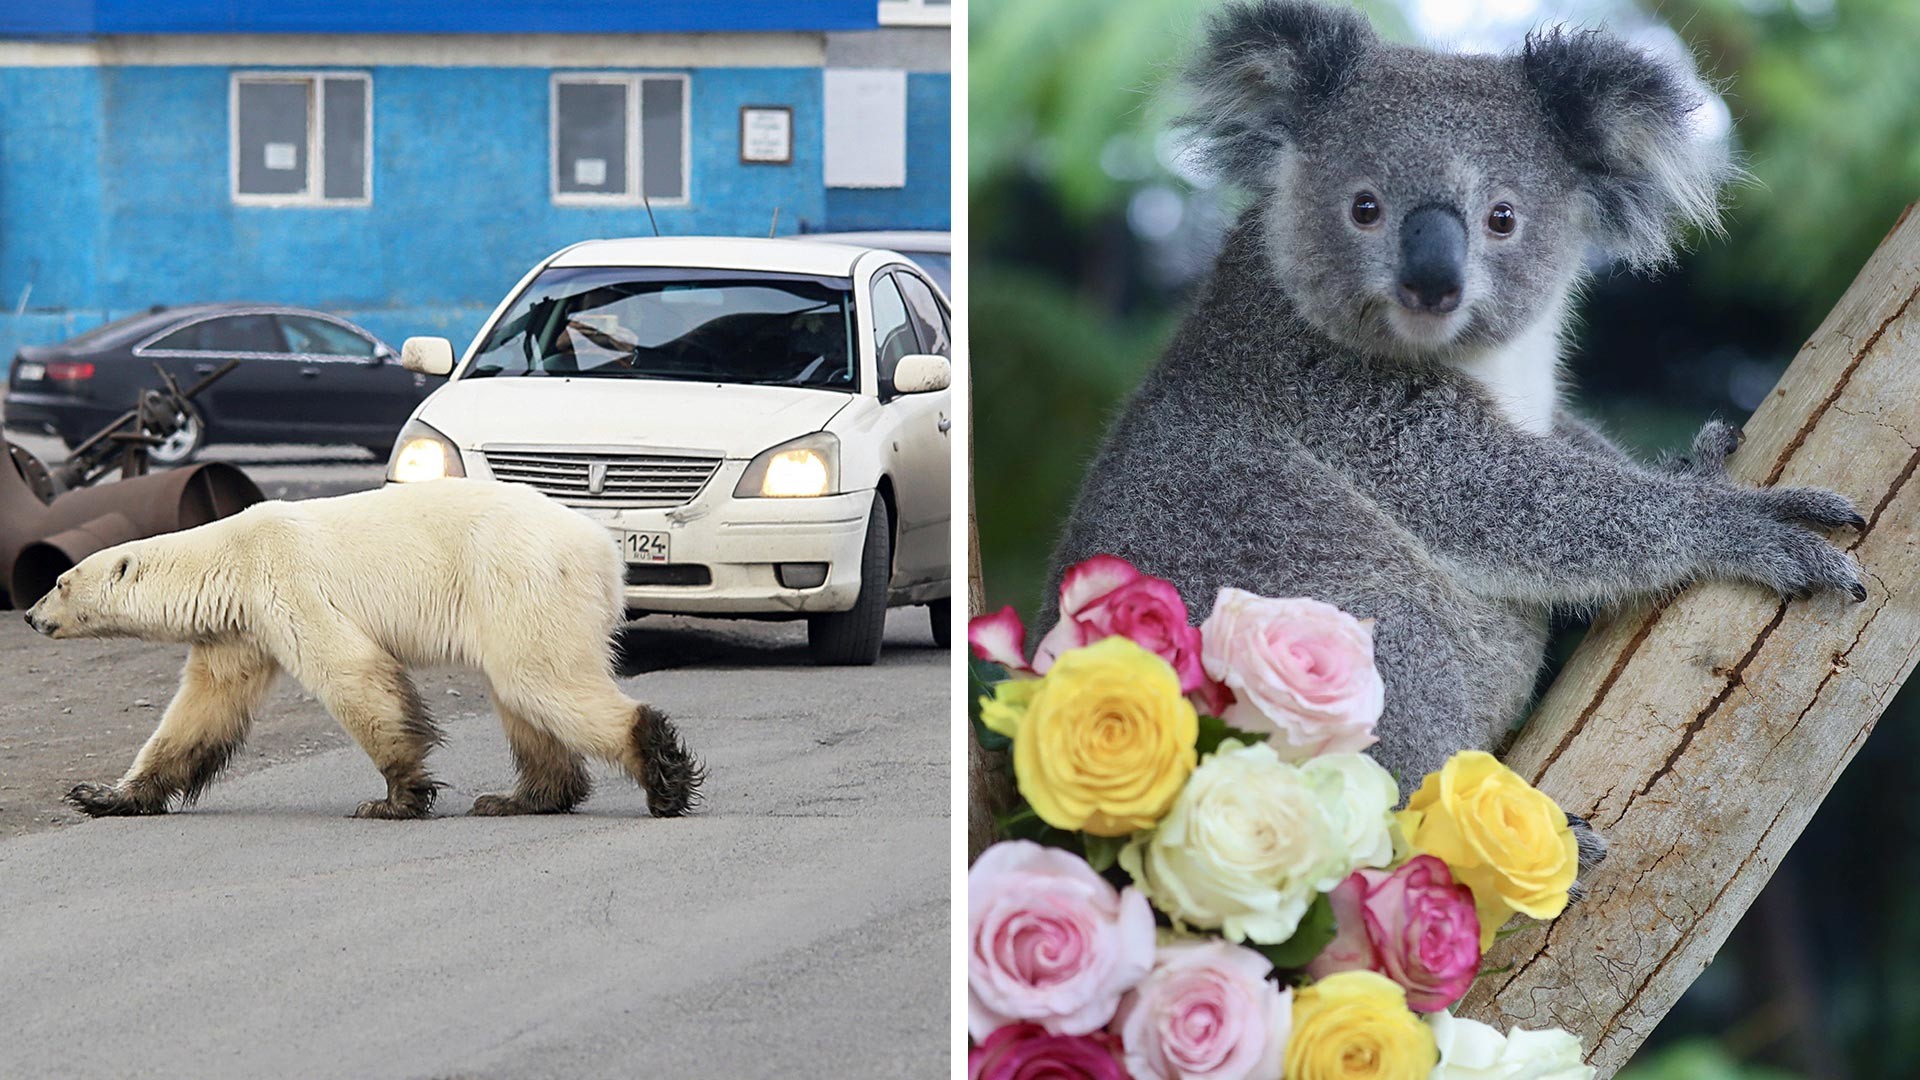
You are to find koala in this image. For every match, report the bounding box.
[1048,0,1865,842]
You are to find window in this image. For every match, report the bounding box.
[148,315,288,354]
[279,314,377,357]
[231,73,370,206]
[877,0,951,26]
[552,73,689,205]
[894,272,949,357]
[870,274,918,397]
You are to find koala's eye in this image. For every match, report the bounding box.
[1350,192,1382,228]
[1487,202,1517,236]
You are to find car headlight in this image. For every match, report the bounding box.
[386,419,466,483]
[734,432,839,498]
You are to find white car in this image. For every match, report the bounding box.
[385,237,952,664]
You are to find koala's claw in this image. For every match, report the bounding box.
[1666,419,1743,478]
[1747,522,1863,602]
[1759,486,1866,533]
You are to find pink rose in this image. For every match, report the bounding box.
[1113,940,1292,1080]
[970,605,1034,672]
[1198,589,1384,760]
[1306,855,1481,1013]
[969,840,1157,1038]
[1034,555,1224,706]
[969,1024,1130,1080]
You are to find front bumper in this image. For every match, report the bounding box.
[473,456,873,616]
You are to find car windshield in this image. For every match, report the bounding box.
[463,267,857,391]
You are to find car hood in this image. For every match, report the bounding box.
[417,377,854,458]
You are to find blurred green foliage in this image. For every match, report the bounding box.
[969,1,1920,1076]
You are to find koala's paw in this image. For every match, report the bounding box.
[1739,514,1866,602]
[1753,485,1868,533]
[1662,419,1743,478]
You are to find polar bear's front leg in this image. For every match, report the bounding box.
[290,638,444,820]
[67,640,278,817]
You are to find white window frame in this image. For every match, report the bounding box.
[550,71,692,208]
[229,71,373,208]
[878,0,950,27]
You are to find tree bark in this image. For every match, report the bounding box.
[965,204,1920,1073]
[1456,205,1920,1075]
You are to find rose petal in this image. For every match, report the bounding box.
[969,606,1033,672]
[1057,554,1143,620]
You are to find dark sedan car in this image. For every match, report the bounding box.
[3,303,438,465]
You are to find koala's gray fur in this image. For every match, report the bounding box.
[1049,0,1865,796]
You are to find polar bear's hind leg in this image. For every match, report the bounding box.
[66,640,278,817]
[469,695,593,815]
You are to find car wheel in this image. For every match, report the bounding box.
[146,405,205,467]
[929,598,950,648]
[807,493,891,666]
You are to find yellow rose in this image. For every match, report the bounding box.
[1287,971,1437,1080]
[980,636,1198,836]
[1396,751,1578,949]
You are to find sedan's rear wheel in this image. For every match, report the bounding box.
[807,494,891,666]
[147,406,204,467]
[929,598,950,648]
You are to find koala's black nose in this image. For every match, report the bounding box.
[1397,206,1466,314]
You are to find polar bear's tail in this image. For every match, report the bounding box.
[633,704,705,817]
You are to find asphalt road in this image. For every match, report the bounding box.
[0,440,952,1079]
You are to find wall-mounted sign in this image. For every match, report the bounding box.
[740,106,793,165]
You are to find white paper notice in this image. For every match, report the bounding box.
[824,69,907,189]
[741,108,792,163]
[263,142,297,171]
[573,158,608,187]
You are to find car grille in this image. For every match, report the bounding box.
[483,448,722,507]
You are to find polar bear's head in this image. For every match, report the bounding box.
[24,545,155,640]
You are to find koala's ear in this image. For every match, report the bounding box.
[1522,27,1735,270]
[1183,0,1377,188]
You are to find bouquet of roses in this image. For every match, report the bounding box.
[967,555,1593,1080]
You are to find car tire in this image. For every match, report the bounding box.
[146,405,205,468]
[807,494,891,666]
[929,598,950,648]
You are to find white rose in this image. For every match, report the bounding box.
[1119,741,1348,944]
[1301,752,1399,872]
[1428,1011,1595,1080]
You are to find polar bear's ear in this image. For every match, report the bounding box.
[111,556,131,583]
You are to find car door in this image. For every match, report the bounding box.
[276,312,423,446]
[869,267,952,586]
[136,312,306,443]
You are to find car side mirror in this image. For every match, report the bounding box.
[892,354,950,395]
[400,336,455,377]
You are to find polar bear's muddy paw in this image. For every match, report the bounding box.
[468,792,574,816]
[351,796,431,820]
[634,705,706,818]
[65,782,166,818]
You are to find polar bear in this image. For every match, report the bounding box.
[22,478,703,820]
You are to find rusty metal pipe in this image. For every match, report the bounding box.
[0,459,261,609]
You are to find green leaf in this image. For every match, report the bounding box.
[993,804,1078,850]
[1082,832,1127,873]
[969,659,1014,752]
[1249,893,1339,971]
[1195,714,1269,757]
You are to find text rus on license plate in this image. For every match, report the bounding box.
[622,530,670,564]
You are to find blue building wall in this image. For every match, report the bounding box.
[0,60,949,373]
[824,72,951,232]
[2,0,877,36]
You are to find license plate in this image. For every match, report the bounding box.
[621,530,670,564]
[15,362,44,381]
